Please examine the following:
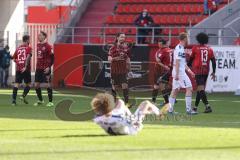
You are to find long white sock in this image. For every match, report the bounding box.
[185,96,192,112]
[134,109,145,123]
[168,96,176,112]
[150,104,160,116]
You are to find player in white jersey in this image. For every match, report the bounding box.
[168,33,197,115]
[92,93,168,135]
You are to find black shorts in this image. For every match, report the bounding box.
[154,72,170,85]
[15,71,31,84]
[111,73,128,86]
[35,69,51,83]
[195,75,208,86]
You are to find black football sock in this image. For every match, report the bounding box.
[199,90,209,106]
[47,88,53,102]
[23,86,30,98]
[123,88,129,104]
[195,91,201,107]
[12,87,18,103]
[111,89,117,102]
[35,88,43,101]
[162,89,170,103]
[152,89,159,103]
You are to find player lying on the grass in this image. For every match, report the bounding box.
[188,32,216,113]
[92,93,168,135]
[12,35,32,105]
[152,39,173,106]
[34,31,54,107]
[168,33,197,115]
[108,33,131,107]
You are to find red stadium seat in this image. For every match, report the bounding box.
[184,5,192,13]
[159,16,167,25]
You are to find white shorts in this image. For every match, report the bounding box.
[123,112,144,135]
[172,74,192,90]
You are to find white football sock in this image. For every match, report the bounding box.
[169,97,176,112]
[185,96,192,112]
[150,104,160,116]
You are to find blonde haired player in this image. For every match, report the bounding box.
[91,93,168,135]
[168,33,197,115]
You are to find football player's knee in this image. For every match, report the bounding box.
[186,88,193,95]
[35,83,40,88]
[122,83,128,89]
[172,89,178,96]
[141,100,151,107]
[154,85,159,89]
[197,85,204,91]
[14,83,20,88]
[47,82,52,88]
[26,83,31,87]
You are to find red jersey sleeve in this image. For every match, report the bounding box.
[125,45,131,58]
[191,46,197,59]
[208,48,215,60]
[47,44,53,55]
[27,47,32,56]
[108,46,114,57]
[159,52,165,62]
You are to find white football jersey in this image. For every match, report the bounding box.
[93,99,142,135]
[172,44,186,77]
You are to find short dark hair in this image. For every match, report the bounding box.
[22,35,30,42]
[196,32,209,45]
[40,31,47,38]
[158,39,167,45]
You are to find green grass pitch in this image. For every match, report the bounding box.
[0,88,239,160]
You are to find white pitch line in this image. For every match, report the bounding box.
[0,92,240,103]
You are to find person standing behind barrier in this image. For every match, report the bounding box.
[0,45,11,87]
[134,9,154,44]
[204,0,217,15]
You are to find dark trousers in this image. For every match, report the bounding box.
[0,67,9,87]
[137,29,148,44]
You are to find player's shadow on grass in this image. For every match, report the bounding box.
[35,134,116,139]
[1,146,240,156]
[61,134,109,138]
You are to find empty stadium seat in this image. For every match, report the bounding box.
[103,0,229,44]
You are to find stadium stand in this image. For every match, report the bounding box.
[103,0,229,46]
[56,0,231,46]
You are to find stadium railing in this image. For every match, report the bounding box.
[55,26,239,46]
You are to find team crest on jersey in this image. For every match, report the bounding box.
[42,47,46,51]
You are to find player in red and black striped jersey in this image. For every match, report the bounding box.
[11,35,32,105]
[108,33,131,106]
[152,39,173,106]
[188,32,216,113]
[34,31,54,107]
